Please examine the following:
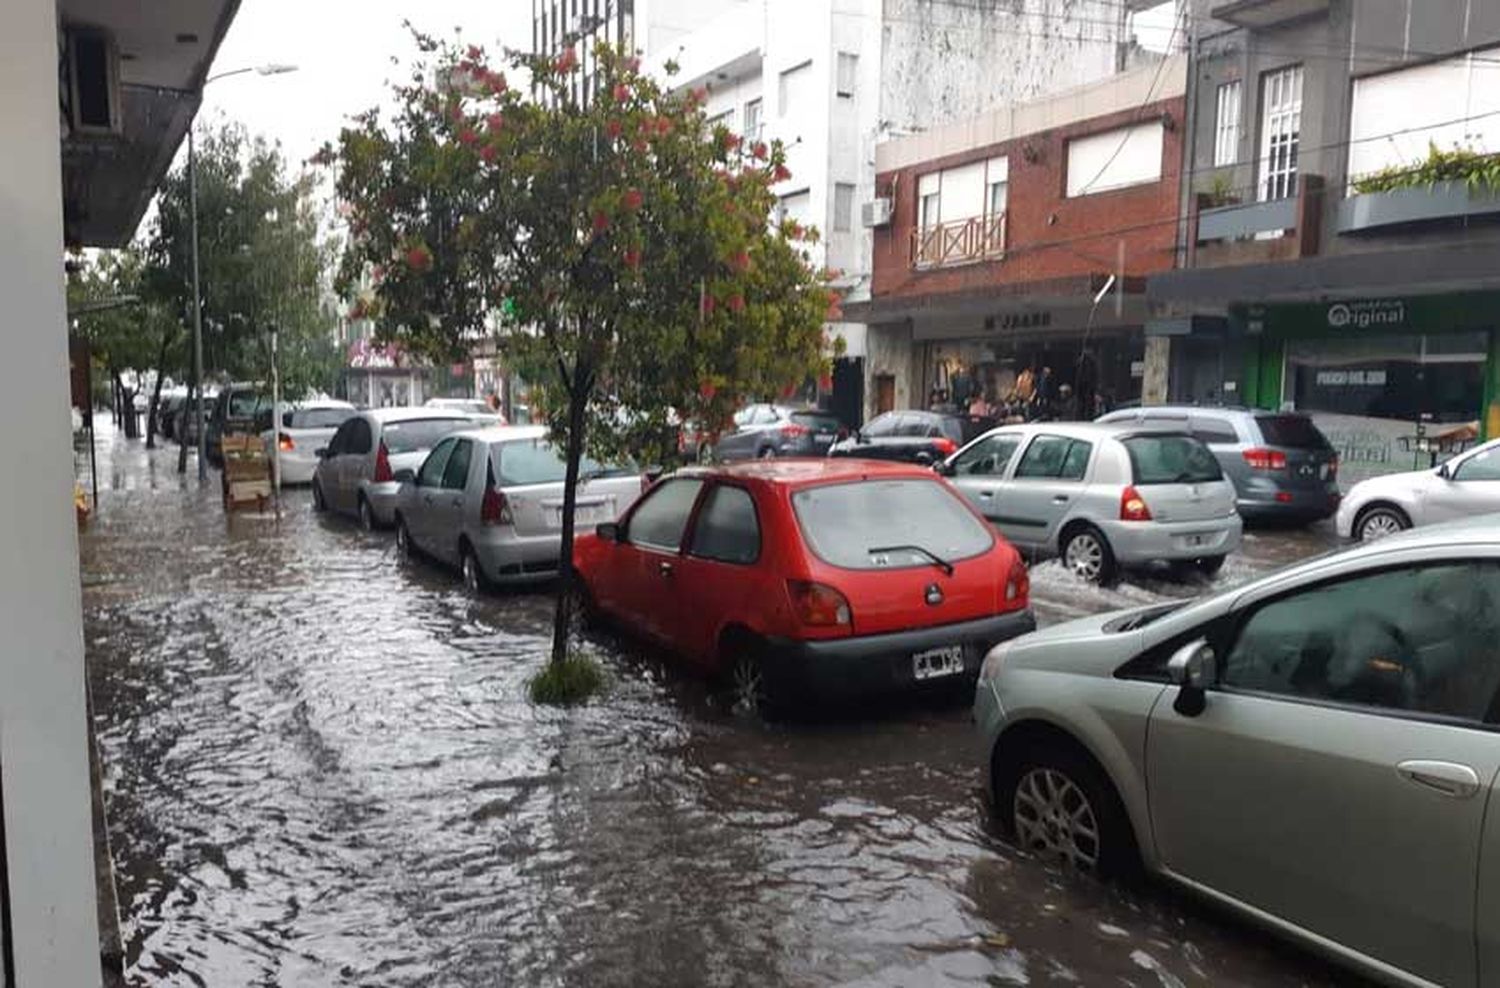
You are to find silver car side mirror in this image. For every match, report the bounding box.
[1437,463,1452,480]
[1167,639,1216,717]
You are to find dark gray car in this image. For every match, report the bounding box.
[708,404,843,461]
[1098,406,1339,523]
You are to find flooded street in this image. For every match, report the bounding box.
[80,430,1352,987]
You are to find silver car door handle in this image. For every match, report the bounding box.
[1052,495,1070,504]
[423,494,433,505]
[979,490,994,498]
[451,498,464,508]
[1396,760,1480,799]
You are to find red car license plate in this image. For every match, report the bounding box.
[913,645,965,680]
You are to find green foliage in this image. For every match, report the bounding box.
[68,250,170,376]
[147,121,341,397]
[527,653,606,706]
[1202,172,1238,208]
[324,33,839,466]
[1351,142,1500,195]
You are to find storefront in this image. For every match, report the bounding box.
[919,327,1145,418]
[1231,292,1500,485]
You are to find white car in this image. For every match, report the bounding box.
[260,400,356,485]
[424,397,506,426]
[1337,437,1500,541]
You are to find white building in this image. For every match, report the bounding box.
[640,0,1161,422]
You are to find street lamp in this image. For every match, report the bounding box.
[188,62,299,482]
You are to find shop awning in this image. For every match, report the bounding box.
[842,273,1148,334]
[1148,241,1500,310]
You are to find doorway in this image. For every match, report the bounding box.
[874,373,895,415]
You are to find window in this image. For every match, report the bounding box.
[689,485,761,565]
[1259,65,1302,201]
[294,407,354,429]
[1014,435,1091,480]
[951,434,1021,477]
[791,479,993,570]
[1253,414,1330,450]
[836,51,857,98]
[743,98,762,140]
[918,173,941,232]
[862,412,899,438]
[491,439,624,486]
[750,405,778,425]
[626,478,704,550]
[778,61,811,118]
[326,420,354,455]
[442,438,473,489]
[986,157,1009,217]
[380,417,466,453]
[1222,563,1500,721]
[1455,446,1500,481]
[347,418,374,455]
[789,410,840,436]
[778,189,811,224]
[418,438,455,487]
[1214,80,1241,167]
[1122,435,1223,485]
[833,182,855,232]
[1066,121,1165,197]
[895,414,932,437]
[1189,416,1240,445]
[707,109,733,132]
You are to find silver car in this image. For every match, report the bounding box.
[1337,436,1500,542]
[941,422,1241,583]
[392,425,642,590]
[975,517,1500,988]
[312,408,470,530]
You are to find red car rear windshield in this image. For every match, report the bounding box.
[791,478,993,570]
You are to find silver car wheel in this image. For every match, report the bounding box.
[1358,509,1406,541]
[395,522,411,563]
[1014,767,1101,870]
[358,498,375,533]
[1064,532,1104,582]
[462,551,482,594]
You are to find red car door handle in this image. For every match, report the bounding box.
[658,561,674,577]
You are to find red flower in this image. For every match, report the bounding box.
[484,70,508,94]
[623,247,642,269]
[728,250,751,273]
[404,245,432,271]
[699,381,718,400]
[700,293,716,316]
[457,126,478,145]
[613,83,630,104]
[780,383,798,399]
[624,56,641,73]
[554,47,578,73]
[772,163,792,183]
[655,116,673,137]
[370,264,385,283]
[825,290,844,321]
[480,143,497,163]
[720,131,742,152]
[751,141,768,160]
[688,87,708,107]
[622,187,643,211]
[485,112,504,133]
[605,118,623,139]
[466,45,483,63]
[818,372,833,392]
[631,137,650,153]
[592,211,611,234]
[727,293,746,313]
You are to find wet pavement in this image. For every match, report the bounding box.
[79,426,1356,987]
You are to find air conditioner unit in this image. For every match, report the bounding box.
[861,198,893,228]
[65,26,122,137]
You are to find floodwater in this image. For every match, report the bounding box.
[79,429,1353,987]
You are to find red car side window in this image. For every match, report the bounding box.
[626,478,705,551]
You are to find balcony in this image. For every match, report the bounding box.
[1196,197,1298,243]
[1337,181,1500,235]
[912,214,1006,269]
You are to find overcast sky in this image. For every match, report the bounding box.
[199,0,532,169]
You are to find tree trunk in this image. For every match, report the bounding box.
[145,329,173,450]
[176,380,194,474]
[113,371,140,440]
[549,383,590,665]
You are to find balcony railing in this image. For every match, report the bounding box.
[911,213,1006,269]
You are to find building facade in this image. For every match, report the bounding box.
[1152,0,1500,484]
[853,57,1187,421]
[639,0,1158,426]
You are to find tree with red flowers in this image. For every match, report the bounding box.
[325,33,837,675]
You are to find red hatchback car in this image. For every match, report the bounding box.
[573,459,1035,711]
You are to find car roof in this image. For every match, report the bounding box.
[982,421,1181,441]
[453,424,549,443]
[291,398,354,410]
[366,407,472,424]
[675,458,942,487]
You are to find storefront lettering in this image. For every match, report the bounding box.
[1326,299,1406,330]
[995,311,1051,331]
[1314,369,1388,387]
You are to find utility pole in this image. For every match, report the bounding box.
[189,125,207,482]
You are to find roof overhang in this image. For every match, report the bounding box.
[1209,0,1330,28]
[845,275,1152,340]
[58,0,241,247]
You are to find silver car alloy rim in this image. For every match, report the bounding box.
[1065,533,1103,581]
[396,525,409,561]
[1014,767,1100,871]
[360,501,374,531]
[1361,511,1404,541]
[463,553,480,593]
[733,656,764,713]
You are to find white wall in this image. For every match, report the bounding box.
[0,0,105,984]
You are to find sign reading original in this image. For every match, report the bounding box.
[1326,299,1407,330]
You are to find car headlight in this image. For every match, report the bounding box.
[979,640,1016,683]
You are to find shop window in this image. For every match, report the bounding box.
[1285,332,1485,428]
[1259,65,1302,201]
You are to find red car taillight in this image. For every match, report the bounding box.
[780,422,810,438]
[278,434,295,452]
[1242,447,1287,471]
[374,440,394,482]
[786,580,851,627]
[481,484,512,526]
[1004,553,1029,605]
[1120,485,1153,522]
[933,437,958,456]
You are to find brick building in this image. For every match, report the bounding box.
[848,56,1187,422]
